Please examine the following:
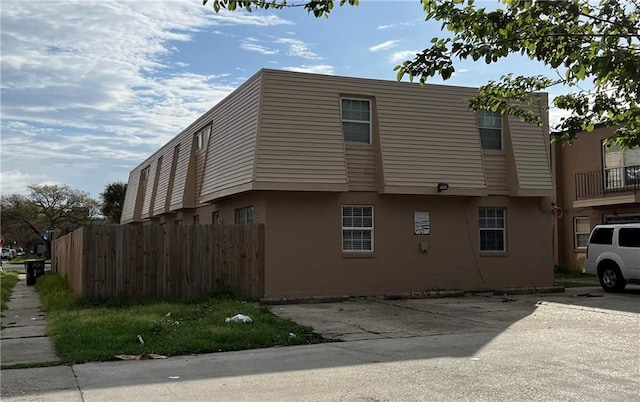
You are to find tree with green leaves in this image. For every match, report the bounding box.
[100,181,127,224]
[203,0,639,148]
[0,185,99,258]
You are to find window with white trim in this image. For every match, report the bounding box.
[479,207,506,252]
[235,206,253,225]
[477,110,502,150]
[573,217,590,249]
[341,98,371,144]
[342,206,373,252]
[195,127,210,152]
[603,144,640,188]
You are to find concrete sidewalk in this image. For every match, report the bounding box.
[1,274,59,366]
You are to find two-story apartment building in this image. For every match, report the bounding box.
[554,125,640,271]
[121,69,555,299]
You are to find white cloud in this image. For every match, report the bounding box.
[0,170,59,195]
[275,38,321,60]
[378,24,393,30]
[370,40,401,52]
[241,42,279,55]
[390,50,420,64]
[0,0,247,196]
[282,65,335,75]
[208,9,294,27]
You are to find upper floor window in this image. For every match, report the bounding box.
[235,206,254,225]
[341,98,371,144]
[603,144,640,189]
[195,127,210,152]
[139,166,150,199]
[477,110,502,150]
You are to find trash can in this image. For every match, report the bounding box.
[25,259,45,286]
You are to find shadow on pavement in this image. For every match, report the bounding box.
[2,283,638,400]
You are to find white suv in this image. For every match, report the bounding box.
[584,223,640,292]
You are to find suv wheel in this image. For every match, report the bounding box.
[598,263,626,292]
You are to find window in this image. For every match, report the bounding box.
[193,215,199,225]
[603,144,640,188]
[618,228,640,248]
[235,206,253,225]
[139,166,150,203]
[589,227,614,245]
[342,206,373,252]
[479,207,506,252]
[477,110,502,150]
[341,98,371,144]
[574,217,590,249]
[195,127,210,152]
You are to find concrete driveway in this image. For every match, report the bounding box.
[3,284,636,401]
[272,285,640,342]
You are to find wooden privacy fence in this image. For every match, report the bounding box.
[52,224,265,300]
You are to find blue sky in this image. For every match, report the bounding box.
[1,0,566,198]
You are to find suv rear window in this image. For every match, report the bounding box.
[619,228,640,247]
[589,228,614,245]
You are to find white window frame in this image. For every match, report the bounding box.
[342,205,374,252]
[235,206,254,225]
[573,217,590,249]
[602,143,640,189]
[479,207,506,252]
[476,110,503,150]
[340,98,371,144]
[195,126,210,152]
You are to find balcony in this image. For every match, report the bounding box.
[574,165,640,207]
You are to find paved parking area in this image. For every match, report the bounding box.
[2,285,638,401]
[272,285,640,341]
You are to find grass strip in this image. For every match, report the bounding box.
[1,271,19,311]
[35,273,325,364]
[553,272,599,288]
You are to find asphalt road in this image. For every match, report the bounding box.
[1,286,639,401]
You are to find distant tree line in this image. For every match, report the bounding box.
[0,182,126,258]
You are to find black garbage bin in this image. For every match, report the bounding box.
[25,259,45,286]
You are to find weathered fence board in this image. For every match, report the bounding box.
[51,224,265,300]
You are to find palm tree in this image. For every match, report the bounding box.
[100,182,127,224]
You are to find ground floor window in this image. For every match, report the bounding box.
[479,207,506,252]
[235,206,253,225]
[573,217,590,249]
[342,205,373,252]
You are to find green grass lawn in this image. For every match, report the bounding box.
[35,273,326,364]
[1,271,19,312]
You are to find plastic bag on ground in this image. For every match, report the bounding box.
[225,314,253,323]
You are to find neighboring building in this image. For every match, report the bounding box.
[121,69,555,299]
[554,125,640,271]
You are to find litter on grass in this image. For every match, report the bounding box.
[225,314,253,323]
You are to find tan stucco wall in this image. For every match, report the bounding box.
[262,191,553,298]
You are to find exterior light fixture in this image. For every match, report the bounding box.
[437,183,449,192]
